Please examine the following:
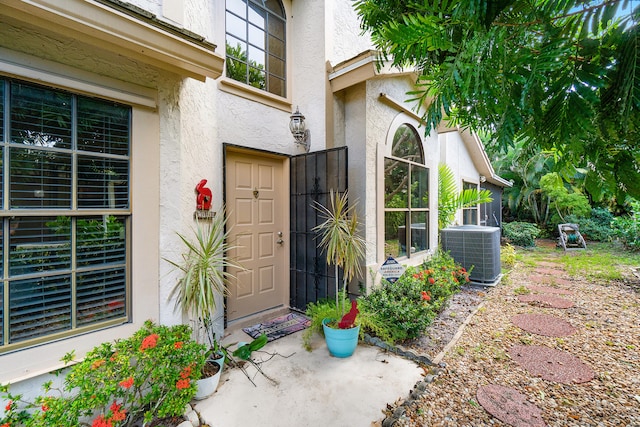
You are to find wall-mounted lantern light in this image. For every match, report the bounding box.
[289,106,310,151]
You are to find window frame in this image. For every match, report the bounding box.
[0,78,132,354]
[383,123,430,259]
[462,180,479,225]
[225,0,287,98]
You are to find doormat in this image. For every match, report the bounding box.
[242,313,311,342]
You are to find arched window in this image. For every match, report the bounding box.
[384,124,429,258]
[225,0,286,97]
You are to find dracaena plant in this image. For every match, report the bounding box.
[166,207,241,351]
[313,190,366,319]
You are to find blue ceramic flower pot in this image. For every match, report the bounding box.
[322,318,360,358]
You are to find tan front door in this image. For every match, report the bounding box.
[225,150,288,322]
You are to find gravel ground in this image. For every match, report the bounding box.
[378,249,640,427]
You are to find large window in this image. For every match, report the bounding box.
[225,0,286,97]
[384,124,429,258]
[0,79,130,352]
[462,181,478,225]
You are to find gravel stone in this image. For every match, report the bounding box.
[379,243,640,426]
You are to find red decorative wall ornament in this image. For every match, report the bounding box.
[195,179,212,211]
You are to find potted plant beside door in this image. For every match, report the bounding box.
[166,207,240,399]
[311,190,366,358]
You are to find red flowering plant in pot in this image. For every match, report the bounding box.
[0,320,207,427]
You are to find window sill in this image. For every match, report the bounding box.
[218,78,292,112]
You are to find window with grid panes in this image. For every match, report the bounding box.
[0,79,130,352]
[384,124,429,258]
[225,0,286,97]
[462,181,478,225]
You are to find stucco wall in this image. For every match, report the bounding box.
[0,0,211,392]
[326,1,375,65]
[336,74,441,290]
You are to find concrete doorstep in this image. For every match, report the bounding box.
[194,328,424,427]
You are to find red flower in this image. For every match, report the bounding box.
[41,403,49,412]
[112,408,126,422]
[174,341,183,349]
[180,366,192,379]
[92,415,113,427]
[119,377,134,389]
[1,423,10,427]
[110,402,126,422]
[140,334,159,351]
[5,400,12,412]
[428,277,435,285]
[421,291,431,301]
[176,379,190,390]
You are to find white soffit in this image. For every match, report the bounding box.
[0,0,224,81]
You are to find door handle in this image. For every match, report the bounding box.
[277,231,284,245]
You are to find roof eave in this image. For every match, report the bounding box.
[0,0,225,81]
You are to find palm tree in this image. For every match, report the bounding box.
[438,163,493,230]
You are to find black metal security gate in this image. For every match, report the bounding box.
[289,147,347,311]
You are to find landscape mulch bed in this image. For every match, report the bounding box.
[378,249,640,426]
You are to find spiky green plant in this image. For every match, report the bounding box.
[313,190,366,318]
[166,208,240,348]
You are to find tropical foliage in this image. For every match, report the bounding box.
[438,163,492,230]
[359,251,469,343]
[303,251,470,348]
[0,321,206,427]
[313,190,366,318]
[355,0,640,201]
[166,210,240,349]
[611,199,640,251]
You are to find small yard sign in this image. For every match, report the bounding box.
[379,256,405,283]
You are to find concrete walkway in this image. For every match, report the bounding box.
[194,326,423,427]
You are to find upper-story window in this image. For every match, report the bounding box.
[462,181,478,225]
[0,79,130,353]
[225,0,286,97]
[384,124,429,258]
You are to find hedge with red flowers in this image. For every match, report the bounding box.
[359,251,470,343]
[1,321,207,427]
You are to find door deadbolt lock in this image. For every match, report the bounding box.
[277,231,284,245]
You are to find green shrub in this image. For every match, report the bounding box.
[302,294,349,351]
[503,221,540,247]
[358,251,468,343]
[611,200,640,252]
[564,208,613,242]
